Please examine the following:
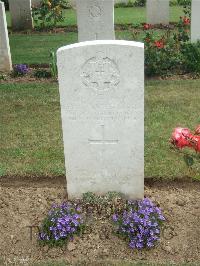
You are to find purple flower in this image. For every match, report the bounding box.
[39,201,84,244]
[14,64,29,75]
[112,214,118,222]
[112,198,165,250]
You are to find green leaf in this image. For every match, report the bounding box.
[183,154,194,167]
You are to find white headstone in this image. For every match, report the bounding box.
[57,40,144,199]
[146,0,169,25]
[0,1,12,72]
[191,0,200,42]
[71,0,129,6]
[76,0,115,42]
[9,0,33,30]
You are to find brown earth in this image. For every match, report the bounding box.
[0,177,200,266]
[1,69,199,85]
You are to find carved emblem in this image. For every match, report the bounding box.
[81,55,120,92]
[89,4,102,18]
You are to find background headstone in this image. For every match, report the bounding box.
[57,40,144,199]
[76,0,115,42]
[0,1,12,71]
[146,0,169,25]
[191,0,200,42]
[9,0,33,30]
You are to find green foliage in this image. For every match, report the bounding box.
[49,50,58,78]
[34,68,52,78]
[170,0,191,6]
[177,0,191,6]
[144,31,182,76]
[82,191,124,205]
[0,74,7,81]
[115,0,146,8]
[181,42,200,73]
[144,9,194,76]
[183,154,194,167]
[32,0,69,29]
[115,1,134,8]
[134,0,146,7]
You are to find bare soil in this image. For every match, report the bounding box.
[1,69,199,85]
[0,177,199,266]
[8,23,177,35]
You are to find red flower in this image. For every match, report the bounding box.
[183,17,190,25]
[192,135,200,152]
[171,127,200,152]
[143,23,151,30]
[171,127,192,149]
[154,40,164,49]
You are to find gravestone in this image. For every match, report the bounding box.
[0,1,12,71]
[146,0,169,25]
[76,0,115,42]
[9,0,33,30]
[191,0,200,42]
[57,40,144,199]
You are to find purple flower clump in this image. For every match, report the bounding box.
[112,198,165,249]
[14,64,29,75]
[39,202,84,244]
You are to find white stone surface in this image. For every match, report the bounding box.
[191,0,200,42]
[0,1,12,71]
[146,0,169,25]
[9,0,33,30]
[76,0,115,42]
[71,0,128,8]
[57,40,144,199]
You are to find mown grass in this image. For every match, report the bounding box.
[6,6,183,28]
[9,33,78,65]
[9,28,181,64]
[10,31,136,64]
[0,80,200,179]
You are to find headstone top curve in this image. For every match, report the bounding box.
[57,40,144,54]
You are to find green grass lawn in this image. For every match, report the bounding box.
[0,80,199,179]
[9,33,78,65]
[9,28,179,64]
[6,6,184,28]
[10,31,136,64]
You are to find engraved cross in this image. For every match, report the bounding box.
[88,125,119,153]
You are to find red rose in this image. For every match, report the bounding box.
[183,17,190,25]
[154,40,164,49]
[171,127,200,152]
[143,23,151,30]
[171,127,191,149]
